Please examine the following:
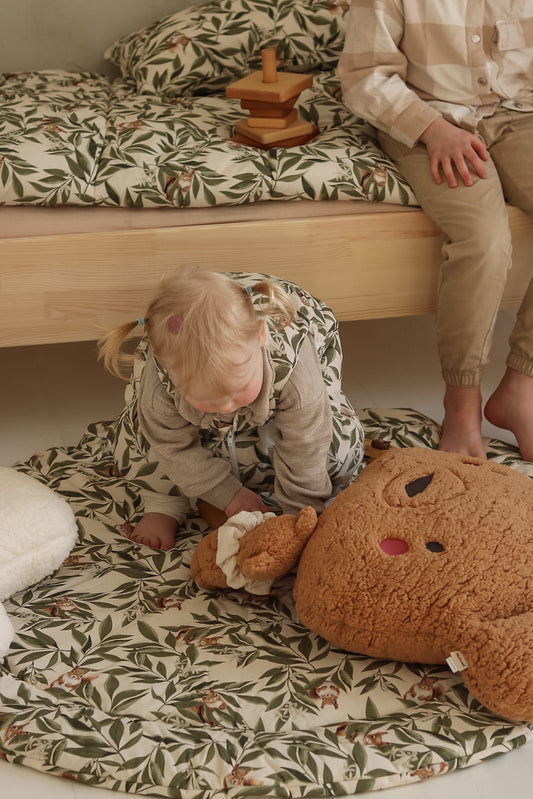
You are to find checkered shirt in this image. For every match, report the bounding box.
[338,0,533,147]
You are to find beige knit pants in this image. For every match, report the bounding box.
[379,108,533,388]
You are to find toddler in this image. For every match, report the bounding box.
[98,269,364,549]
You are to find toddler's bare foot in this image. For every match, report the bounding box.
[127,512,178,550]
[439,385,486,459]
[485,368,533,461]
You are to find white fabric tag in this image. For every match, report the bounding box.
[446,650,469,673]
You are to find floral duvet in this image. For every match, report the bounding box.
[0,69,416,209]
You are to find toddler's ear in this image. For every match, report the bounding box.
[238,507,318,581]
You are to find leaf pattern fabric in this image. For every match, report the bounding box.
[0,408,531,797]
[0,71,111,206]
[104,0,352,97]
[0,69,416,207]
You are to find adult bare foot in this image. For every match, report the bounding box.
[126,512,178,550]
[438,384,486,459]
[485,368,533,461]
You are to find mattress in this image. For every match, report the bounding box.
[0,69,417,209]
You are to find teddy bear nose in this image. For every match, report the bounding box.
[380,538,409,555]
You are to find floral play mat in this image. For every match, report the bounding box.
[0,408,531,797]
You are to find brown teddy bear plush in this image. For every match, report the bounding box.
[191,447,533,723]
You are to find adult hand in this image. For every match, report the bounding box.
[224,486,271,518]
[419,117,489,187]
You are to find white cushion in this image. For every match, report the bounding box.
[0,467,77,657]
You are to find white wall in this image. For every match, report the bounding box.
[1,0,205,75]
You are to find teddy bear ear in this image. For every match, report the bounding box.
[295,506,319,537]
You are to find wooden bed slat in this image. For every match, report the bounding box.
[1,207,531,348]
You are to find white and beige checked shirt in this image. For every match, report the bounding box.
[338,0,533,147]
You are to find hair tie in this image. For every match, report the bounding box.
[167,314,183,335]
[136,317,145,327]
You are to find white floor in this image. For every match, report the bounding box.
[0,311,531,797]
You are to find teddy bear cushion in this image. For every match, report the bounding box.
[293,448,533,721]
[0,467,78,657]
[192,447,533,721]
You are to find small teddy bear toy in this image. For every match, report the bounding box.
[191,447,533,722]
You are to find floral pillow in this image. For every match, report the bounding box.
[104,0,349,98]
[253,0,350,72]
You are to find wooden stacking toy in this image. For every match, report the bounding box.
[226,48,318,148]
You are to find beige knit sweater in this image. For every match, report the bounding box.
[137,336,334,514]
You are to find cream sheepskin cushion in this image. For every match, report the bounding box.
[0,467,78,658]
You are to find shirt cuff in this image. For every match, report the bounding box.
[392,104,442,148]
[200,474,243,511]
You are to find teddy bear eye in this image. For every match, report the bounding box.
[405,474,434,497]
[426,541,445,553]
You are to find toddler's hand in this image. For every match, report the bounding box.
[224,487,271,518]
[420,117,489,187]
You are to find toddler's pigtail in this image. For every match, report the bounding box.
[250,280,295,327]
[97,319,143,379]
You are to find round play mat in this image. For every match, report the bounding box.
[0,408,531,797]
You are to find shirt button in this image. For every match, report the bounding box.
[471,33,481,43]
[477,77,488,86]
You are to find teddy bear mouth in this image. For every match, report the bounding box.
[379,538,445,555]
[379,538,409,555]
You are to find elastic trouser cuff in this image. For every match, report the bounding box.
[441,369,482,388]
[507,352,533,378]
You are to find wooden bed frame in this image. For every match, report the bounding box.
[1,204,532,348]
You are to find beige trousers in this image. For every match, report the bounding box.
[379,109,533,387]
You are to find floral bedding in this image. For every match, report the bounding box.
[0,70,415,209]
[0,408,531,798]
[0,0,417,209]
